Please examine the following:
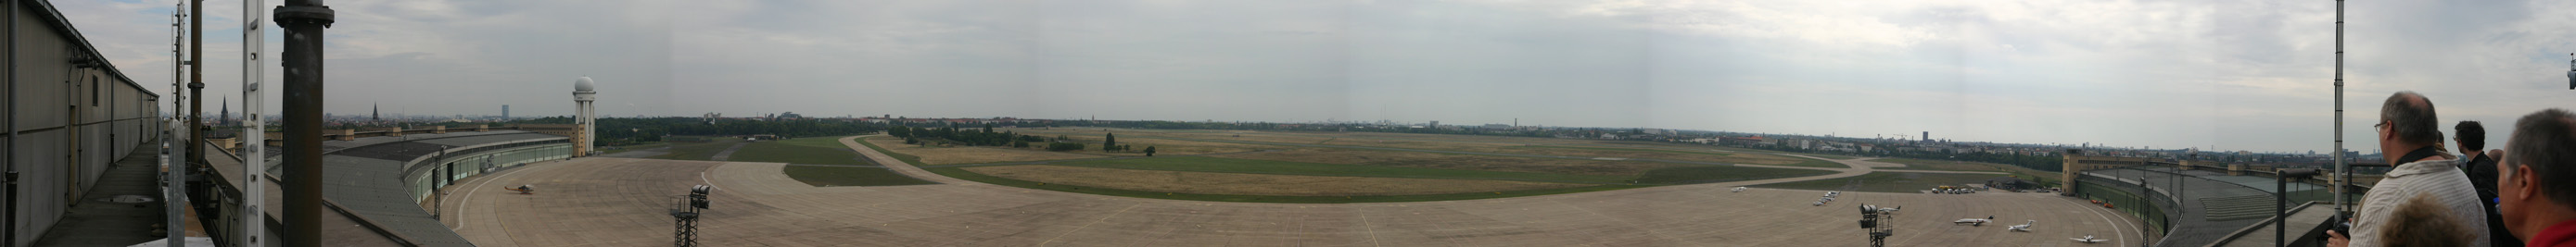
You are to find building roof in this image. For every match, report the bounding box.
[248,130,570,246]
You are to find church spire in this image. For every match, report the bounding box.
[372,102,380,121]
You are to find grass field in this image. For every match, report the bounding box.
[1632,166,1841,185]
[724,136,872,166]
[1749,172,2011,193]
[1504,145,1736,156]
[862,136,1104,165]
[646,136,745,161]
[1800,154,1857,160]
[920,166,1649,204]
[781,165,934,187]
[1053,156,1632,183]
[1212,148,1679,176]
[863,130,1865,203]
[1867,158,2061,186]
[600,142,670,154]
[966,165,1593,196]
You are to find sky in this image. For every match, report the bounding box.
[55,0,2576,153]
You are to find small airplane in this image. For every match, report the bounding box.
[1732,187,1747,192]
[1875,205,1901,214]
[2008,220,2037,232]
[1953,216,1993,226]
[506,185,537,194]
[2070,235,2106,243]
[1813,201,1825,206]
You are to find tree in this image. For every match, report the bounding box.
[1103,133,1118,152]
[1144,146,1157,156]
[1047,142,1085,152]
[1013,141,1031,148]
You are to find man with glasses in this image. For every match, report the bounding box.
[2330,92,2493,247]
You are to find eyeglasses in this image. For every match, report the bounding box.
[2375,121,2388,129]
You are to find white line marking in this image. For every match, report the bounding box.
[1356,209,1382,247]
[2062,198,2130,246]
[700,169,723,191]
[450,161,552,231]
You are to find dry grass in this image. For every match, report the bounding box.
[1213,148,1676,176]
[963,165,1591,196]
[1010,129,1820,167]
[864,137,1106,165]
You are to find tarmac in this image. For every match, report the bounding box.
[438,136,2146,246]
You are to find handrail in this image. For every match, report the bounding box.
[2202,201,2325,247]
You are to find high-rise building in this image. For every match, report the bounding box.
[502,105,510,119]
[1922,131,1929,142]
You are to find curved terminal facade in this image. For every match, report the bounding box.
[202,128,575,246]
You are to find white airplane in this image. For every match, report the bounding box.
[1876,206,1900,214]
[2008,220,2037,232]
[2070,235,2106,243]
[1732,187,1746,192]
[1953,218,1992,226]
[1813,201,1825,206]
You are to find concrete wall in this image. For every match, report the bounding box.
[4,1,167,246]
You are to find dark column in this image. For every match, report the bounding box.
[273,1,333,246]
[188,0,202,170]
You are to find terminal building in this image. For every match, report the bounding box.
[6,1,601,242]
[197,126,577,246]
[5,1,168,246]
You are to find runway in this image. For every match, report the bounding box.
[435,136,2142,246]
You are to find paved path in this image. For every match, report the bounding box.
[32,143,188,246]
[707,142,750,161]
[441,135,2138,246]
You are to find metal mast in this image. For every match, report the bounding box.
[2331,0,2350,214]
[241,0,269,245]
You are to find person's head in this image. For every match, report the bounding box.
[2498,108,2576,241]
[2379,92,2443,164]
[2458,121,2486,155]
[2382,192,2478,247]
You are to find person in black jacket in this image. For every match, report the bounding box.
[2462,120,2525,247]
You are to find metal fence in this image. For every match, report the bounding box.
[2076,178,2174,241]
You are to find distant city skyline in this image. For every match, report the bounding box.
[61,0,2576,153]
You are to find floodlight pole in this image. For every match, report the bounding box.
[2330,0,2350,216]
[241,0,268,245]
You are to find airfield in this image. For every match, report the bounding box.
[439,134,2147,246]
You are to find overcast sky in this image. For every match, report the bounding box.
[58,0,2576,153]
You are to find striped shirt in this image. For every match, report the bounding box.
[2351,159,2493,247]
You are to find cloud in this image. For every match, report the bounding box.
[56,0,2576,152]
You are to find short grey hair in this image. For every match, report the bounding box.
[2382,92,2443,144]
[2507,108,2576,206]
